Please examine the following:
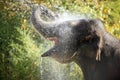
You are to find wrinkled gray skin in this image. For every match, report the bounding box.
[31,6,120,80]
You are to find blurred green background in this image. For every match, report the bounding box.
[0,0,120,80]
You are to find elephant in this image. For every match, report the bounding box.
[31,5,120,80]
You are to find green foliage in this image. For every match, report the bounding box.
[0,7,22,80]
[0,1,44,80]
[9,28,41,80]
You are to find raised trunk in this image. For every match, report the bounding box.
[31,6,58,37]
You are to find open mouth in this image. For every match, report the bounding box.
[46,37,58,45]
[41,37,59,57]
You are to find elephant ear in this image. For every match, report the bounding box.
[73,19,104,61]
[89,19,104,61]
[93,29,103,61]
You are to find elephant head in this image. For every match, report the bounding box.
[31,6,105,63]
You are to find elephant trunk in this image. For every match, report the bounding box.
[31,6,58,38]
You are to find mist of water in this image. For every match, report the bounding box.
[58,12,86,22]
[40,9,85,80]
[40,41,70,80]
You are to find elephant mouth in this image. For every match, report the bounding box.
[47,37,58,45]
[41,36,59,57]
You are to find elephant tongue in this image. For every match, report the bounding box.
[47,37,58,45]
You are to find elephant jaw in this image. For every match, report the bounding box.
[41,36,75,63]
[41,48,73,63]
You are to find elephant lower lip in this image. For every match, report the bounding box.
[41,53,48,57]
[47,37,58,45]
